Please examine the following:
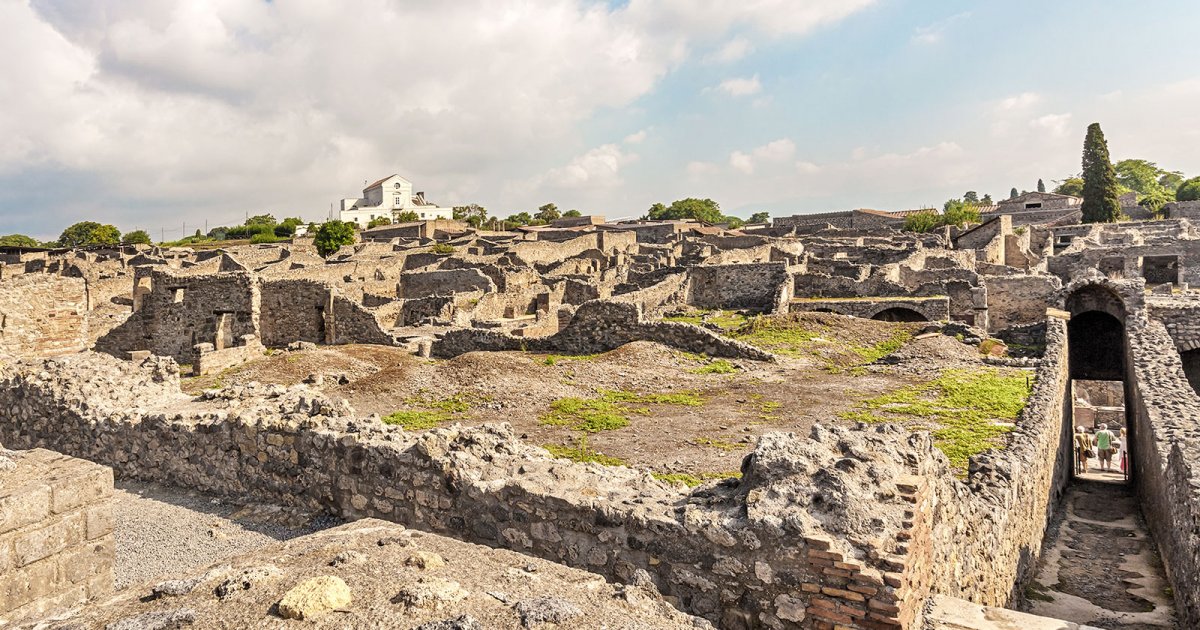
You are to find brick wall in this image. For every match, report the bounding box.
[0,274,89,358]
[0,449,114,625]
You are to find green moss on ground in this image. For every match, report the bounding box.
[692,359,737,374]
[652,471,742,487]
[838,368,1033,471]
[542,437,626,466]
[541,389,704,433]
[383,392,489,430]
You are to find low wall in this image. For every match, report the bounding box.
[398,268,496,298]
[789,296,949,322]
[433,300,774,361]
[0,449,114,625]
[0,352,978,629]
[191,334,266,376]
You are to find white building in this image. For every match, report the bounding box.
[335,174,453,227]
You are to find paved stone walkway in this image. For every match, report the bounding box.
[1022,480,1176,629]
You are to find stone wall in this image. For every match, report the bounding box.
[0,449,114,625]
[687,263,791,312]
[398,268,496,298]
[982,275,1062,332]
[260,279,329,346]
[434,299,774,361]
[0,274,89,358]
[192,334,266,376]
[1123,315,1200,628]
[788,296,949,322]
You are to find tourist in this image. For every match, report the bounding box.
[1095,423,1116,472]
[1075,425,1093,474]
[1118,427,1128,474]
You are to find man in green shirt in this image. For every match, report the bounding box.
[1095,423,1116,472]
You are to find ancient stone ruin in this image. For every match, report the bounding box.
[2,212,1199,628]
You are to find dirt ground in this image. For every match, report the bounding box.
[181,314,992,480]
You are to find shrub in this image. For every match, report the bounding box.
[314,220,356,257]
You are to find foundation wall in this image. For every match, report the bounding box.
[0,449,114,625]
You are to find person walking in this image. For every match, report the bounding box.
[1118,427,1128,474]
[1075,425,1093,475]
[1095,423,1116,472]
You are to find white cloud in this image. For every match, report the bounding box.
[1029,113,1073,138]
[999,92,1041,110]
[911,11,970,45]
[706,36,753,63]
[623,129,648,144]
[729,151,755,174]
[687,161,720,177]
[522,144,638,192]
[714,75,762,97]
[795,161,821,174]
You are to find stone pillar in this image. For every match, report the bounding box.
[0,449,114,625]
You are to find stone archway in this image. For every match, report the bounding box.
[871,307,928,322]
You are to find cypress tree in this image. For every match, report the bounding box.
[1010,187,1019,199]
[1037,179,1046,193]
[1080,123,1122,223]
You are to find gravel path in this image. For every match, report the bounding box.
[112,480,340,589]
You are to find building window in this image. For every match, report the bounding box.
[1025,202,1042,209]
[172,288,185,303]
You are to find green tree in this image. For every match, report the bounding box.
[273,217,304,237]
[1054,177,1084,197]
[1178,177,1200,202]
[505,212,534,226]
[562,209,582,218]
[453,204,488,228]
[367,216,393,228]
[396,211,420,223]
[0,234,40,247]
[1080,123,1122,223]
[903,211,942,233]
[535,203,561,223]
[123,230,152,245]
[1010,187,1019,200]
[645,198,723,223]
[981,194,993,205]
[749,211,771,224]
[724,217,745,229]
[313,220,356,257]
[942,199,982,227]
[1159,171,1185,193]
[57,222,121,248]
[245,214,276,227]
[1037,179,1046,193]
[962,191,979,203]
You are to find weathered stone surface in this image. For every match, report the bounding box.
[276,575,351,620]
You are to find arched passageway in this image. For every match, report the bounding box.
[871,307,927,322]
[1179,349,1200,397]
[1067,311,1125,381]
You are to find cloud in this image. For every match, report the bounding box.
[998,92,1041,110]
[727,138,796,174]
[0,0,874,235]
[623,129,648,144]
[705,36,753,63]
[521,144,638,192]
[713,75,762,97]
[687,161,720,177]
[1029,113,1073,138]
[911,11,970,45]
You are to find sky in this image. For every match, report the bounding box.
[3,0,1200,240]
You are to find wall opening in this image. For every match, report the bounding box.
[1141,255,1179,286]
[871,307,927,322]
[1179,349,1200,396]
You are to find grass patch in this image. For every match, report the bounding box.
[542,437,625,466]
[838,368,1033,471]
[1025,581,1055,603]
[431,243,456,255]
[541,353,602,366]
[383,391,488,430]
[851,330,912,363]
[692,359,737,374]
[541,389,704,433]
[731,317,824,357]
[382,410,450,430]
[693,436,742,451]
[653,471,742,487]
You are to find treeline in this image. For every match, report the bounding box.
[445,200,771,231]
[0,222,153,249]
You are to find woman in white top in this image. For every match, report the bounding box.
[1118,427,1128,474]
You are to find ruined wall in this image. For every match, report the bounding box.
[687,263,791,312]
[789,296,949,322]
[921,317,1072,606]
[0,353,969,629]
[398,268,496,298]
[982,275,1062,332]
[1124,316,1200,628]
[137,271,259,363]
[260,279,329,346]
[0,274,89,358]
[0,449,114,625]
[191,334,266,376]
[434,299,773,361]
